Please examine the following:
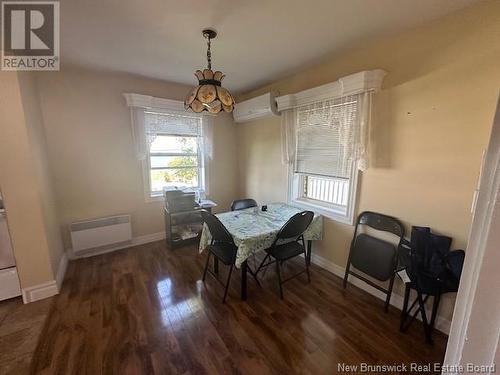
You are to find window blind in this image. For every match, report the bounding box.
[144,110,202,137]
[295,96,358,179]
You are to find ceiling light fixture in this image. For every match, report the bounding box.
[184,29,235,114]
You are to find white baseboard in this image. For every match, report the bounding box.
[309,252,451,334]
[21,253,68,304]
[22,280,59,304]
[67,231,166,260]
[56,252,68,290]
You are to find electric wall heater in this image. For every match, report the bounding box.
[70,215,132,254]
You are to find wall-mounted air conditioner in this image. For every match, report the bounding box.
[233,92,280,123]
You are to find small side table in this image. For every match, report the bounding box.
[164,199,217,249]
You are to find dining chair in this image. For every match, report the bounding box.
[230,198,257,211]
[343,211,405,312]
[255,211,314,299]
[201,210,238,303]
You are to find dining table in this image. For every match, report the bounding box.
[199,202,323,300]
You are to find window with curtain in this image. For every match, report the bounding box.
[287,94,367,222]
[144,110,205,197]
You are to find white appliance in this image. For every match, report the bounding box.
[233,92,280,123]
[0,195,22,301]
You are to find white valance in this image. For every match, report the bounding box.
[123,93,186,111]
[124,93,213,161]
[277,69,385,111]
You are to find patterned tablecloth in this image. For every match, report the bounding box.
[199,202,323,268]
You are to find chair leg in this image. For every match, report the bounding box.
[429,293,441,337]
[256,254,270,275]
[416,291,432,344]
[304,251,311,283]
[400,283,411,331]
[248,268,262,287]
[213,257,219,275]
[251,253,261,285]
[384,274,395,313]
[223,264,234,303]
[276,259,284,299]
[202,252,211,281]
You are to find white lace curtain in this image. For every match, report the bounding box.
[129,107,213,162]
[281,91,373,175]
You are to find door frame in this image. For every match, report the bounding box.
[442,95,500,374]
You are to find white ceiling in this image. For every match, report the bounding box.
[61,0,478,93]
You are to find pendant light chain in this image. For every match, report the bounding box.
[206,35,212,70]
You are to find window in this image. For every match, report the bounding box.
[299,174,350,206]
[144,110,205,199]
[149,135,203,195]
[289,96,359,223]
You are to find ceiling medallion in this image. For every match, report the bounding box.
[184,29,235,114]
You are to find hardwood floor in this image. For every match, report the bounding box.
[30,241,447,374]
[0,296,53,375]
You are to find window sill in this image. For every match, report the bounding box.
[290,198,354,225]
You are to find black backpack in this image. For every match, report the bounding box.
[406,226,465,294]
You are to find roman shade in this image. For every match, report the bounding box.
[144,110,202,141]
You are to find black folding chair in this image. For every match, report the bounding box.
[399,226,465,343]
[230,198,257,211]
[255,211,314,299]
[343,211,405,312]
[201,210,238,303]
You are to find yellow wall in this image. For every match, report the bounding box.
[236,115,288,203]
[18,73,65,280]
[208,113,239,211]
[36,69,238,249]
[236,1,500,322]
[0,72,61,289]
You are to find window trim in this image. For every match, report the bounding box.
[143,132,206,203]
[278,72,384,226]
[287,156,359,225]
[123,94,210,203]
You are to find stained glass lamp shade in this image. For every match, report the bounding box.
[184,29,235,114]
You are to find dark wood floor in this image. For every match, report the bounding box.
[0,296,53,375]
[30,241,447,374]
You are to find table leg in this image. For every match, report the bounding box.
[306,240,312,266]
[241,260,248,301]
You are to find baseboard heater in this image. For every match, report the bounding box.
[70,215,132,254]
